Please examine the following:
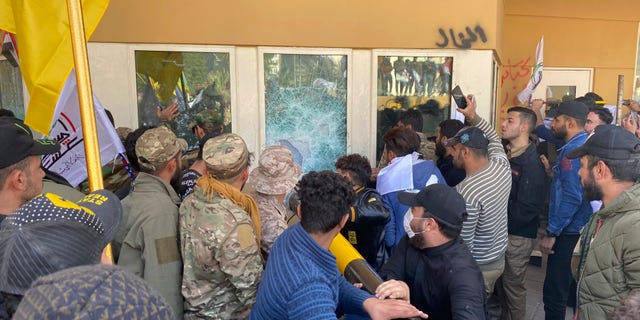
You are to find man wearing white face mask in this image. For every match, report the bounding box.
[377,184,487,320]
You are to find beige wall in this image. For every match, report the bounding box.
[92,0,500,51]
[86,0,505,161]
[499,0,640,120]
[88,0,640,128]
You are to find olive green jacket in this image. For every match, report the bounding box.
[577,182,640,319]
[114,172,183,319]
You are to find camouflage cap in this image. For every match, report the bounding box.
[248,146,301,195]
[135,126,186,171]
[189,109,222,132]
[203,133,249,179]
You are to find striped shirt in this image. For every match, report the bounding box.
[456,117,511,265]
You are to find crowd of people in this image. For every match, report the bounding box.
[378,56,452,97]
[1,90,640,320]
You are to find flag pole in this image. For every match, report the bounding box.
[66,0,113,262]
[65,0,103,191]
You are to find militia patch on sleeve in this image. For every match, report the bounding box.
[155,236,180,264]
[236,224,257,249]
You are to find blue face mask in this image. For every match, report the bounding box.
[403,209,426,238]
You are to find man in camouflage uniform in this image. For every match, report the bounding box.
[113,126,186,318]
[98,126,133,198]
[179,110,225,199]
[180,133,263,319]
[189,109,224,140]
[247,145,301,256]
[115,127,133,144]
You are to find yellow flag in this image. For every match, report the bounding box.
[0,0,109,134]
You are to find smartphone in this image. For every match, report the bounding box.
[451,85,467,109]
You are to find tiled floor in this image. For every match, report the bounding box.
[524,260,574,320]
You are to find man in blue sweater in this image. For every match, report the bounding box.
[250,171,428,320]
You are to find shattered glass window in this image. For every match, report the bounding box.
[263,53,347,172]
[375,55,453,163]
[135,50,231,148]
[0,49,24,118]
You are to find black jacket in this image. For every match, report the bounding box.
[506,142,548,238]
[340,187,390,270]
[380,236,486,320]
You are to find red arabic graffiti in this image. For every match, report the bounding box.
[501,57,531,88]
[498,56,532,120]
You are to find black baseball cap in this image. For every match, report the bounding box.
[556,100,589,122]
[398,184,467,227]
[0,190,123,295]
[0,117,60,169]
[567,124,640,160]
[443,126,489,150]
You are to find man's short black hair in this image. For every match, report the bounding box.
[384,127,420,157]
[584,92,603,103]
[335,154,371,187]
[0,109,15,117]
[104,109,115,127]
[438,119,464,139]
[124,126,156,173]
[589,107,613,125]
[298,171,355,234]
[398,109,423,132]
[507,106,538,134]
[422,212,466,240]
[586,155,640,184]
[575,96,596,109]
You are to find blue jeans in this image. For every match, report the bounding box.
[543,234,580,320]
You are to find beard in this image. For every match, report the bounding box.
[170,167,183,192]
[452,151,465,170]
[552,124,567,140]
[409,231,426,249]
[435,142,446,159]
[582,171,603,202]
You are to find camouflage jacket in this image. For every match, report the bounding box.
[79,158,133,195]
[180,185,263,319]
[247,191,287,255]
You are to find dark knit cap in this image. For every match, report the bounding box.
[13,264,175,319]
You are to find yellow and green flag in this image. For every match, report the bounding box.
[0,0,109,134]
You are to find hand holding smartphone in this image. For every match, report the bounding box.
[451,85,467,109]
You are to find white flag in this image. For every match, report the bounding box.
[42,73,125,187]
[517,36,544,103]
